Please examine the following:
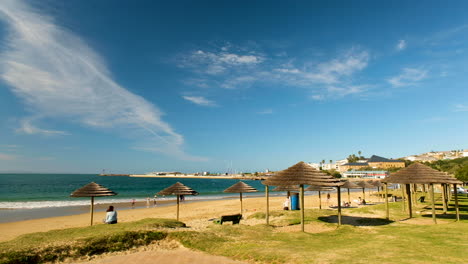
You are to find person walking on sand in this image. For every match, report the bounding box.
[327,193,331,205]
[131,199,136,209]
[146,197,150,208]
[153,196,157,207]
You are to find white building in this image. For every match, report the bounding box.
[342,170,388,179]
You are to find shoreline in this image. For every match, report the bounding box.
[0,190,378,242]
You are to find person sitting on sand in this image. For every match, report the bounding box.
[283,198,289,210]
[104,205,117,224]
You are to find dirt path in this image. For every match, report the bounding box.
[75,248,248,264]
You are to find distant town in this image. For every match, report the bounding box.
[102,149,468,181]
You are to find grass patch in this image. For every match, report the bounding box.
[0,218,184,264]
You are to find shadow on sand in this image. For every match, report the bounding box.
[318,215,394,226]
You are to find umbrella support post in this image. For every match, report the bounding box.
[406,184,412,218]
[385,183,389,220]
[337,186,342,226]
[401,185,406,212]
[300,184,305,232]
[430,184,437,224]
[318,191,322,209]
[442,184,448,214]
[362,188,365,201]
[90,196,94,226]
[347,188,350,204]
[240,192,243,215]
[265,185,269,225]
[177,195,180,221]
[454,184,460,222]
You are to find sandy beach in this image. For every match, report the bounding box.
[0,190,375,242]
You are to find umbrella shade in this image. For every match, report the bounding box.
[224,181,258,193]
[262,161,344,187]
[369,180,383,188]
[262,161,344,231]
[70,182,117,226]
[382,163,462,184]
[356,181,375,189]
[70,182,117,197]
[157,182,198,221]
[224,181,258,214]
[157,182,199,196]
[272,185,300,191]
[305,186,334,192]
[340,181,361,189]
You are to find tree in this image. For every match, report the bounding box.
[329,160,333,164]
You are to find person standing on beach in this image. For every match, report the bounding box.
[146,197,150,208]
[104,206,117,224]
[153,196,157,207]
[327,193,331,205]
[131,199,135,209]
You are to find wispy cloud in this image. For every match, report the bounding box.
[454,104,468,112]
[182,96,217,107]
[179,46,370,100]
[396,40,407,51]
[388,68,427,87]
[178,49,264,75]
[0,153,17,160]
[0,0,205,161]
[257,109,273,115]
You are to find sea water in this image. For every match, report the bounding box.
[0,173,274,209]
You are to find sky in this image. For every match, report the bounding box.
[0,0,468,173]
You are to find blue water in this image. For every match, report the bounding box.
[0,174,270,209]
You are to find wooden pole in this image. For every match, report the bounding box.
[240,192,243,214]
[401,184,406,212]
[265,185,269,225]
[90,196,94,226]
[300,184,305,232]
[430,183,437,224]
[318,191,322,209]
[384,183,389,220]
[176,195,180,221]
[347,188,351,204]
[442,184,447,214]
[406,184,412,218]
[337,186,342,226]
[454,184,460,221]
[362,188,366,201]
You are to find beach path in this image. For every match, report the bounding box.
[75,248,247,264]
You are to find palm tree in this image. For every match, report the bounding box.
[330,160,333,164]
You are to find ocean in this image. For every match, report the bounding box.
[0,174,286,222]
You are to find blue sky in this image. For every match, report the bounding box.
[1,0,468,173]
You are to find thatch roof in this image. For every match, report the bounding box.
[369,180,383,187]
[272,185,300,191]
[262,161,344,187]
[382,163,462,184]
[340,180,361,189]
[356,181,375,189]
[157,182,198,196]
[305,185,334,192]
[70,182,117,197]
[224,181,258,193]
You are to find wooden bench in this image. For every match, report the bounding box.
[213,214,242,225]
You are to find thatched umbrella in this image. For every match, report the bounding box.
[157,182,198,221]
[262,161,343,231]
[305,185,334,209]
[382,163,462,223]
[356,181,374,201]
[70,182,117,226]
[369,180,383,202]
[224,181,258,214]
[340,180,361,204]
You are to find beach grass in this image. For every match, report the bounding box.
[0,218,184,264]
[1,195,467,264]
[171,195,468,264]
